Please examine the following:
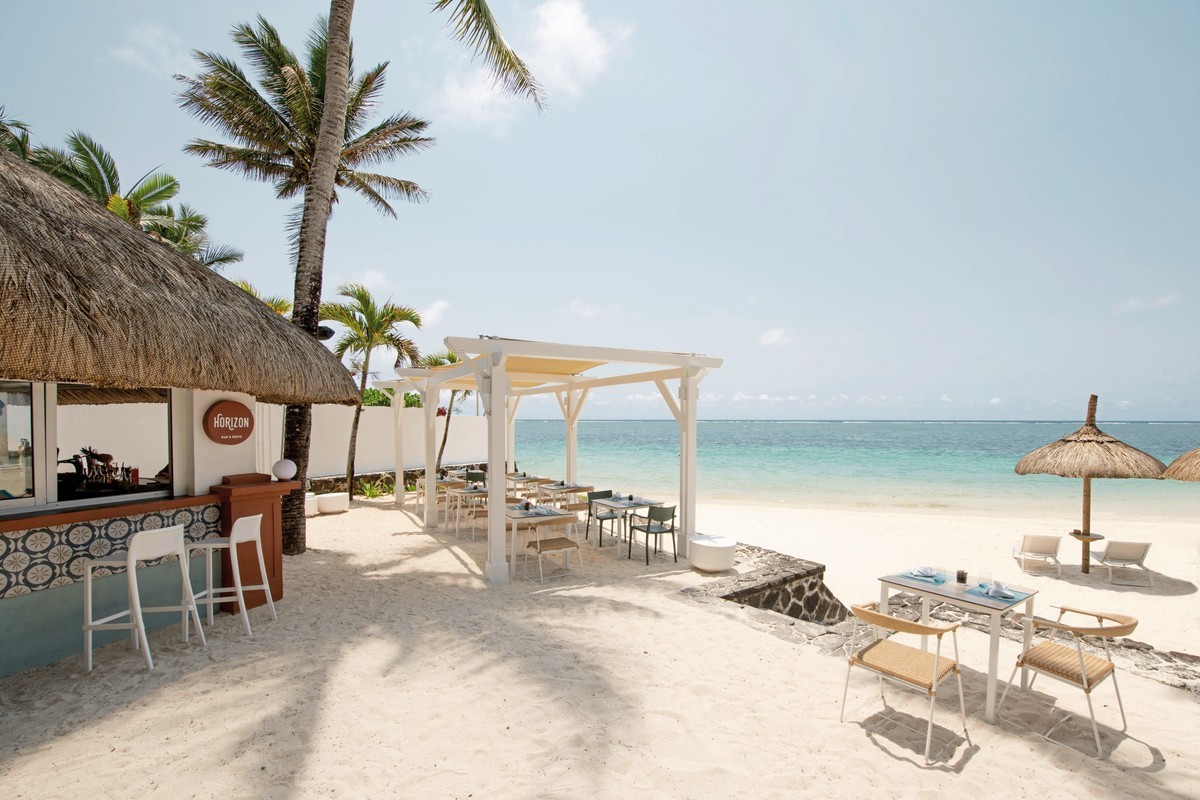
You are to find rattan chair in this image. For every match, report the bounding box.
[841,602,970,764]
[996,605,1137,758]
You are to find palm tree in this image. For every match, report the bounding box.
[420,350,473,475]
[144,204,244,269]
[35,131,181,227]
[175,15,433,237]
[233,279,293,315]
[31,131,242,267]
[320,283,421,497]
[0,105,32,160]
[176,13,439,551]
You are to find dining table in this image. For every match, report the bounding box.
[414,476,465,522]
[878,570,1036,724]
[504,504,577,578]
[538,481,595,504]
[591,495,663,545]
[445,483,489,535]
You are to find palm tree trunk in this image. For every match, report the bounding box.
[435,389,457,474]
[346,351,369,497]
[282,0,356,555]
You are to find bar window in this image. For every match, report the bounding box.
[54,385,171,502]
[0,381,35,503]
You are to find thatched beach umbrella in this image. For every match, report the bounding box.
[1015,394,1166,573]
[0,150,357,405]
[1163,447,1200,483]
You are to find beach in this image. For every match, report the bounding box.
[1,498,1197,799]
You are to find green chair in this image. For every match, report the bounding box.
[629,505,676,564]
[465,470,486,485]
[586,490,620,545]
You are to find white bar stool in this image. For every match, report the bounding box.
[83,524,208,671]
[187,513,277,637]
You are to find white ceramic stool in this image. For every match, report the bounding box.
[687,534,738,572]
[188,514,277,637]
[83,524,208,671]
[317,492,350,513]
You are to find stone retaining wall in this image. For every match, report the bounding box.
[685,544,848,625]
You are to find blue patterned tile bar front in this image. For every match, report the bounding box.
[0,503,221,598]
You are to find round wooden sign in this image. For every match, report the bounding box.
[203,400,255,445]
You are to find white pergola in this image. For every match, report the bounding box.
[376,336,722,585]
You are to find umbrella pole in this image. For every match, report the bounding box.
[1080,476,1092,574]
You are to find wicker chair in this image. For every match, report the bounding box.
[841,602,971,764]
[996,605,1137,758]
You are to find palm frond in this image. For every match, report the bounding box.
[196,242,245,269]
[345,62,387,138]
[231,16,300,104]
[432,0,544,109]
[340,113,433,167]
[338,171,428,215]
[280,63,319,139]
[127,171,181,210]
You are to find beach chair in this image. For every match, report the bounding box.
[1013,534,1063,576]
[996,606,1137,758]
[840,602,970,764]
[1090,541,1152,586]
[628,505,677,564]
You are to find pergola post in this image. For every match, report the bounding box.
[485,356,510,583]
[678,367,704,555]
[422,386,438,528]
[558,389,589,483]
[505,396,521,472]
[392,384,406,507]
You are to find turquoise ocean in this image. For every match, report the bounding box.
[512,420,1200,519]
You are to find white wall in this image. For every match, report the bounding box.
[190,390,259,493]
[255,405,487,478]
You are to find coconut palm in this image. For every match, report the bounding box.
[420,350,474,475]
[144,204,244,269]
[175,15,433,237]
[0,105,32,160]
[233,279,293,316]
[209,0,540,554]
[320,283,421,497]
[34,131,180,227]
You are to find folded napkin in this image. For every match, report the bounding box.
[531,506,557,516]
[980,581,1014,599]
[910,566,937,577]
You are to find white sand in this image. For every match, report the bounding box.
[1,499,1197,799]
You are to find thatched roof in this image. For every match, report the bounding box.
[1014,395,1165,479]
[1163,447,1200,482]
[0,150,358,405]
[57,385,168,405]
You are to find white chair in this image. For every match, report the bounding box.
[1013,534,1063,576]
[1090,541,1153,586]
[187,514,278,637]
[841,602,970,764]
[83,525,207,671]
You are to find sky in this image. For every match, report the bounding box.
[2,1,1198,420]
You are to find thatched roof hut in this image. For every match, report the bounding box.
[1163,447,1200,482]
[1015,395,1166,480]
[0,150,357,405]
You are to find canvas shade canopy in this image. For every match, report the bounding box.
[377,336,722,585]
[1014,394,1165,573]
[0,150,358,405]
[1163,447,1200,483]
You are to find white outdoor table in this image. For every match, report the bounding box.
[591,496,663,544]
[504,504,576,577]
[538,481,594,504]
[415,477,465,523]
[445,484,488,534]
[878,571,1036,724]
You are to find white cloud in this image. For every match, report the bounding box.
[758,327,791,347]
[732,390,785,403]
[989,397,1003,406]
[421,300,449,326]
[940,394,952,403]
[437,0,631,130]
[565,298,601,318]
[108,23,192,79]
[1114,293,1179,314]
[360,269,389,291]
